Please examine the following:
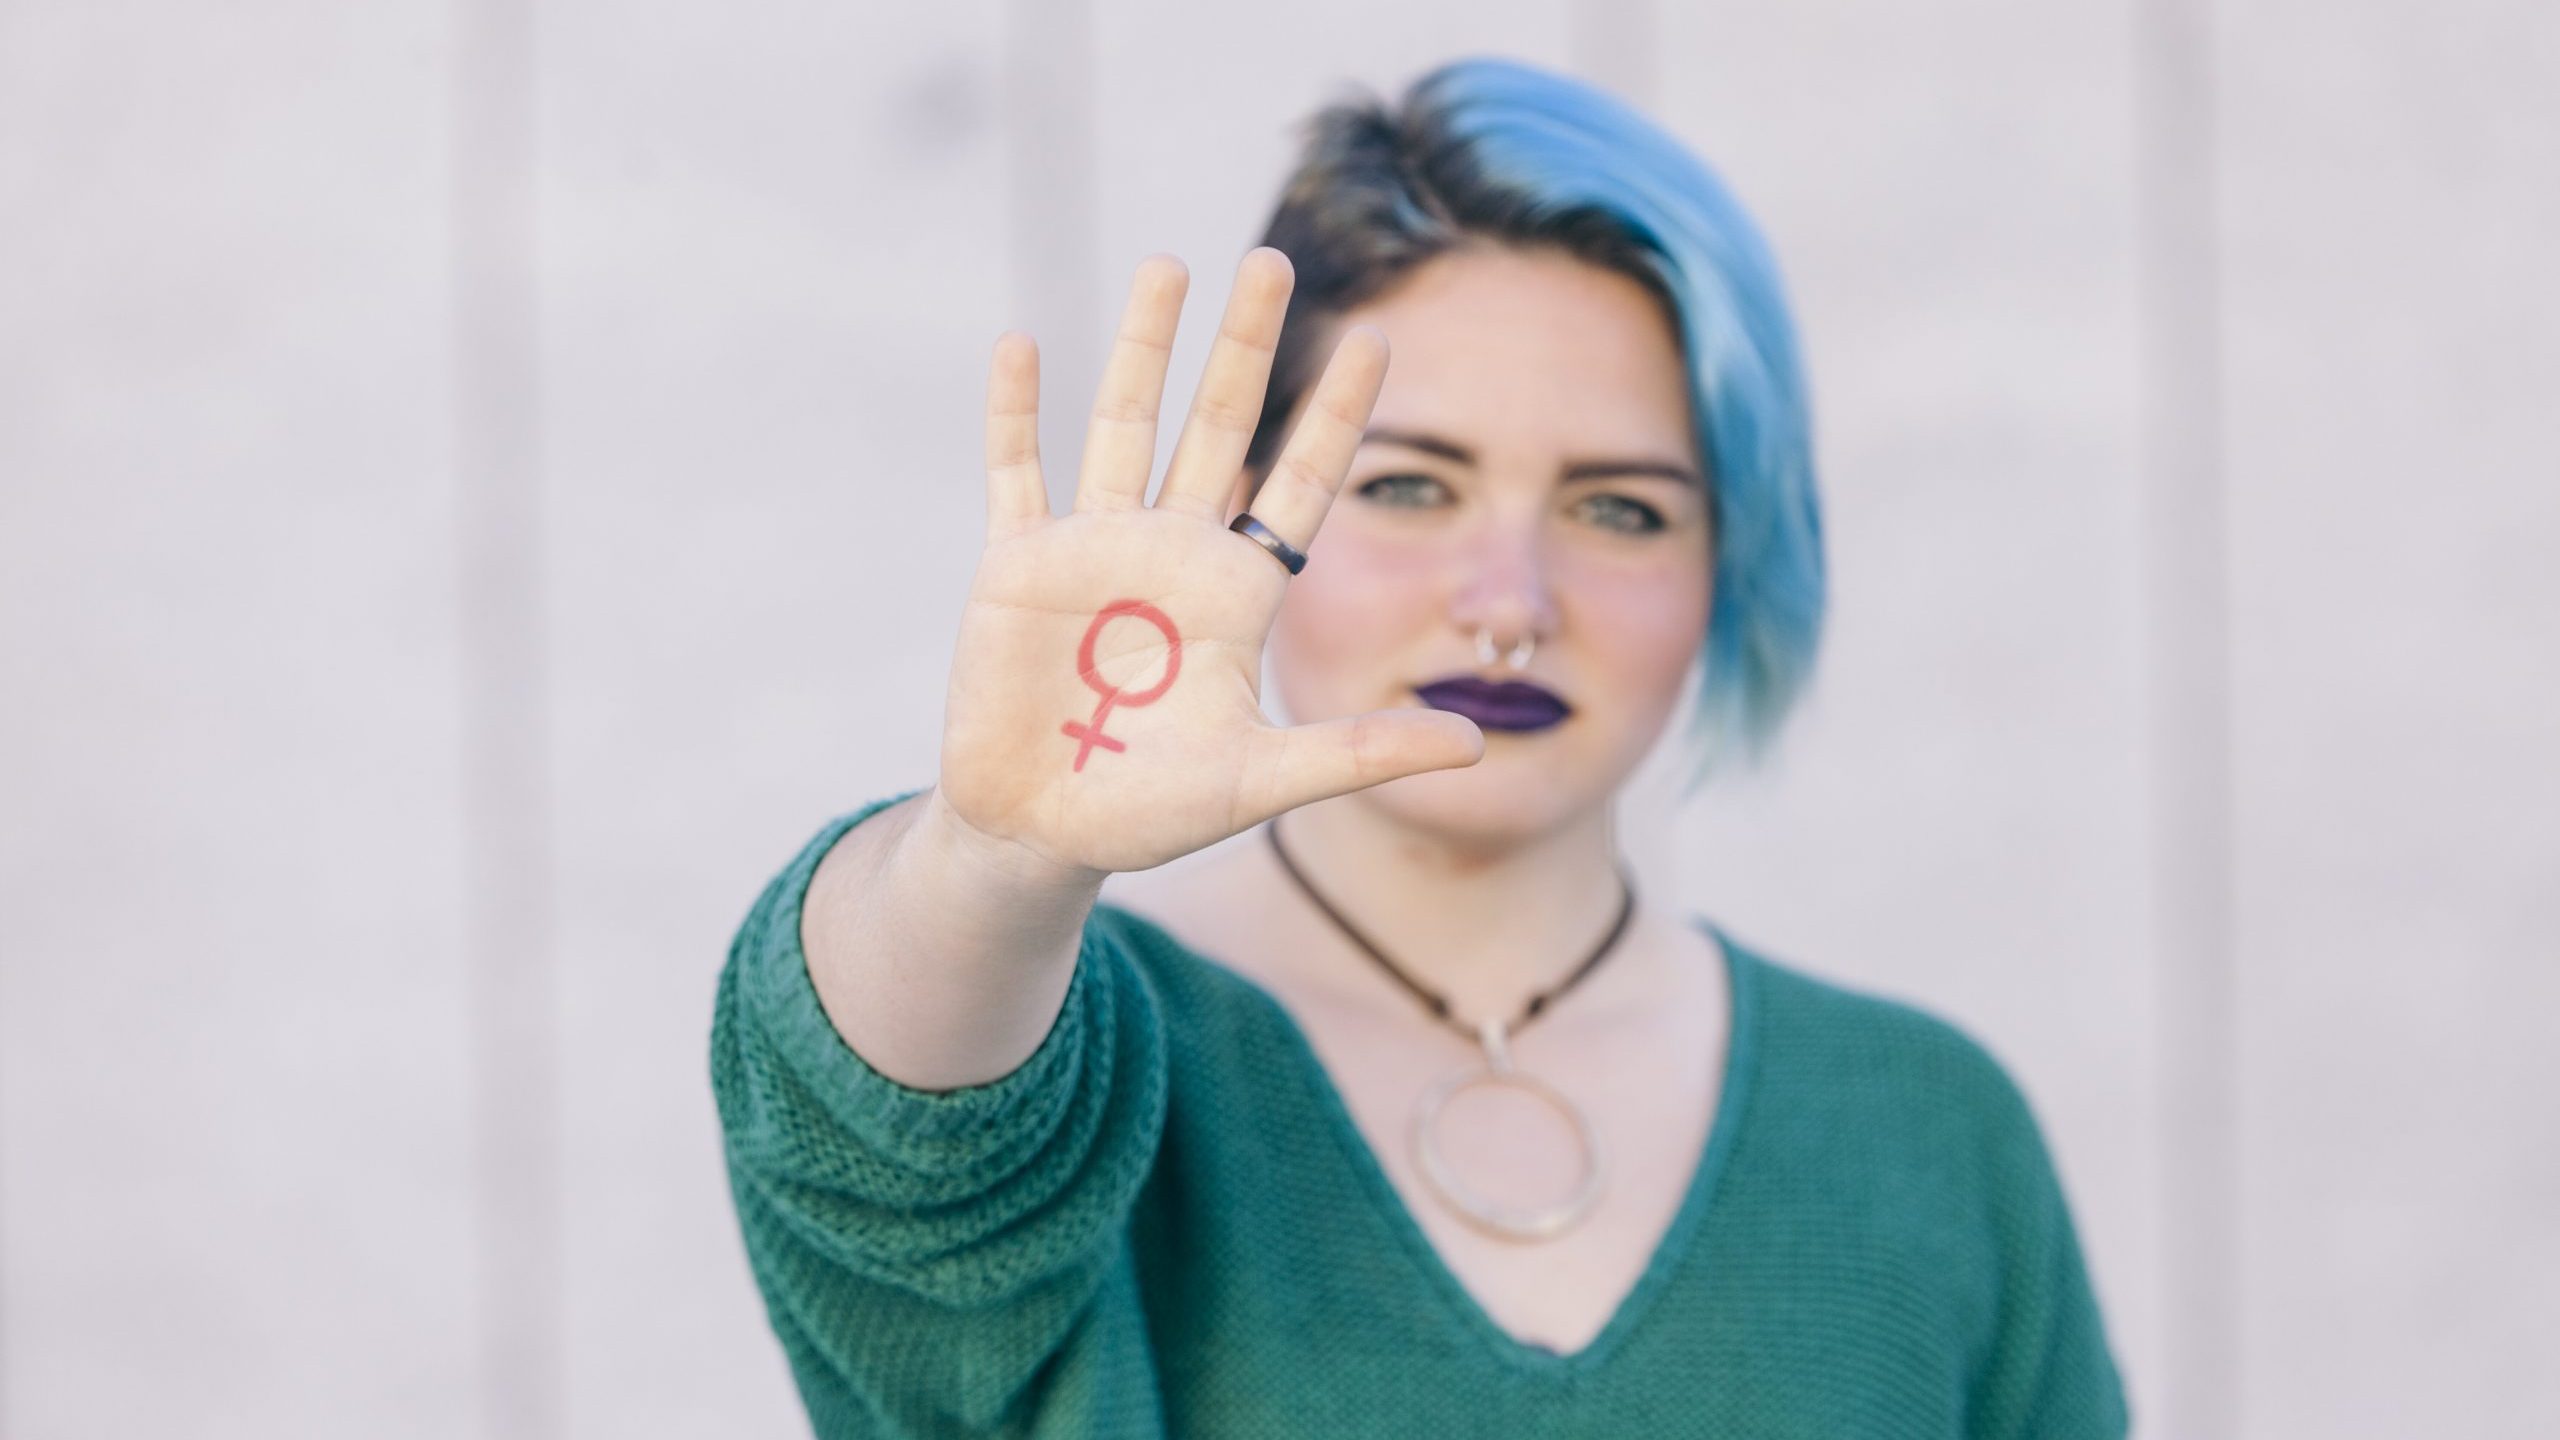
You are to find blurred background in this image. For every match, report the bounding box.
[3,1,2554,1436]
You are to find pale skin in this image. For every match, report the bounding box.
[802,243,1730,1357]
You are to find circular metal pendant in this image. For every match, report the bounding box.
[1409,1016,1608,1242]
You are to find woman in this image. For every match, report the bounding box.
[712,56,2129,1437]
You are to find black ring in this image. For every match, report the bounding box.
[1228,512,1307,576]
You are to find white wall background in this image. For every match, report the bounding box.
[3,1,2554,1435]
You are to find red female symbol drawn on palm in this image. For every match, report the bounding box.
[1061,598,1183,772]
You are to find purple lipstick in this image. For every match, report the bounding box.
[1413,676,1573,734]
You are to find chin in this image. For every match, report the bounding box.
[1356,746,1611,849]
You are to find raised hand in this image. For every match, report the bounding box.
[932,248,1485,878]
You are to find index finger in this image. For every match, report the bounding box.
[1229,323,1388,563]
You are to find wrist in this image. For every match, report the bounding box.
[907,786,1111,902]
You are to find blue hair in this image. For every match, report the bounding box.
[1246,56,1828,793]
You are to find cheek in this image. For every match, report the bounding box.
[1273,530,1440,685]
[1559,556,1712,699]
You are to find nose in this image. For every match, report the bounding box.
[1448,515,1560,652]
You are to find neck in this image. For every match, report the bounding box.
[1267,792,1633,1028]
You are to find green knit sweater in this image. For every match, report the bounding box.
[712,792,2131,1437]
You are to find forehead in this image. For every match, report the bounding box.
[1333,244,1697,456]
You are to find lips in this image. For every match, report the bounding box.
[1413,676,1573,733]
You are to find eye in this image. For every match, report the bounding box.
[1574,493,1668,534]
[1354,472,1451,507]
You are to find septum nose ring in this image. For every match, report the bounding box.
[1475,626,1535,670]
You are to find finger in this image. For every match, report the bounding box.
[983,330,1048,543]
[1154,247,1293,519]
[1238,707,1485,823]
[1073,254,1189,513]
[1225,322,1388,559]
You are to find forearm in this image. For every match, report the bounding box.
[798,787,1109,1092]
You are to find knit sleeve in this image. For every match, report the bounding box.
[1964,1064,2133,1440]
[709,791,1171,1438]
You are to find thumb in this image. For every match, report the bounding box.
[1239,707,1486,821]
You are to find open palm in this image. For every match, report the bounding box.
[934,249,1484,877]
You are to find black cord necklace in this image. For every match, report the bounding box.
[1262,816,1641,1241]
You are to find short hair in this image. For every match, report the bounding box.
[1245,56,1827,792]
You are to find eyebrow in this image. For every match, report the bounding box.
[1361,427,1702,489]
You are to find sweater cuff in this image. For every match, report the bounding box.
[743,789,1096,1166]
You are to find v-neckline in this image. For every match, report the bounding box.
[1109,901,1765,1380]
